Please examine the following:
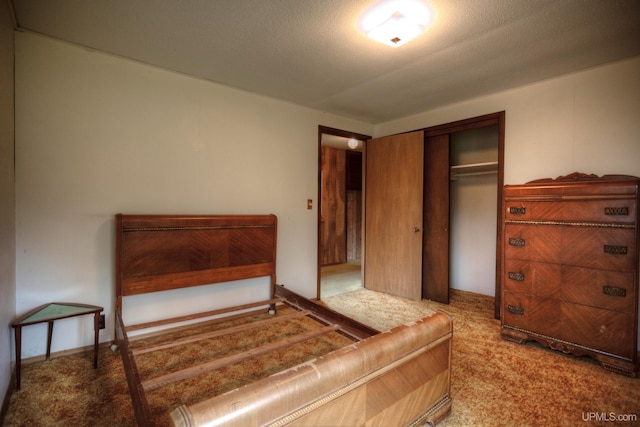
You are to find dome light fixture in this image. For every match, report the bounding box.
[347,138,359,149]
[360,0,432,48]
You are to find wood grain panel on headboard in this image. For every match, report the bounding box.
[115,214,277,310]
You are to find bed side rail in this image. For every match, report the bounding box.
[115,309,154,427]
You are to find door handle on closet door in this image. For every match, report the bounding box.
[413,227,421,233]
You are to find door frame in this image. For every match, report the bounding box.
[317,126,371,300]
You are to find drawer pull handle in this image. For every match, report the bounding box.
[509,238,525,247]
[603,245,627,255]
[509,207,526,215]
[508,272,525,281]
[603,286,626,297]
[604,207,629,216]
[507,305,524,315]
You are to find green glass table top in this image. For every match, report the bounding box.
[11,302,103,390]
[13,303,102,326]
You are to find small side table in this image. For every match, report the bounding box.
[11,302,103,390]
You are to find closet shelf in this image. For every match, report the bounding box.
[450,161,498,180]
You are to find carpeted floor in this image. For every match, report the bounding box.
[322,289,639,427]
[3,288,639,426]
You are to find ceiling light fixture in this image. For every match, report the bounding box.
[360,0,432,48]
[347,138,359,149]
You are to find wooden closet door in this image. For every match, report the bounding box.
[423,134,450,303]
[364,131,424,300]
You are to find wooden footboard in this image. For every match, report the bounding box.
[171,311,452,427]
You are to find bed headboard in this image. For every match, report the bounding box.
[115,214,277,311]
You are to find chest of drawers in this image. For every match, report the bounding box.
[501,173,639,376]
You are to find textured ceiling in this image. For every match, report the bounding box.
[11,0,640,123]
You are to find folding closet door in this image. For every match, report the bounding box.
[364,131,424,300]
[423,134,451,303]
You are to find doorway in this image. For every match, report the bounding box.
[317,126,371,300]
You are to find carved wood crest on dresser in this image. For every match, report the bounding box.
[501,172,639,377]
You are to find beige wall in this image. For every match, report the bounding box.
[374,57,640,184]
[14,32,372,357]
[0,0,15,405]
[14,29,640,357]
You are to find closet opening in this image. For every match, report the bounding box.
[421,111,505,317]
[449,125,499,297]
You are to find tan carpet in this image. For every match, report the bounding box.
[4,289,639,426]
[322,288,640,427]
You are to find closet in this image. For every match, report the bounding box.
[449,126,499,297]
[365,112,504,307]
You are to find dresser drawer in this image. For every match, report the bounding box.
[504,224,561,262]
[562,266,636,313]
[503,291,528,330]
[505,224,636,271]
[561,303,635,359]
[504,259,560,298]
[503,292,561,338]
[505,199,636,224]
[560,227,636,271]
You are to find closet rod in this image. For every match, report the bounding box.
[450,161,498,171]
[450,161,498,180]
[450,170,498,180]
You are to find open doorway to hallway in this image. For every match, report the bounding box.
[320,261,362,298]
[318,127,370,299]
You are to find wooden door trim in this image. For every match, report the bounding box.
[422,112,503,137]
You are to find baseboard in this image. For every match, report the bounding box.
[16,341,115,367]
[0,368,15,425]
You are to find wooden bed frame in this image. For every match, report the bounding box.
[115,214,452,426]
